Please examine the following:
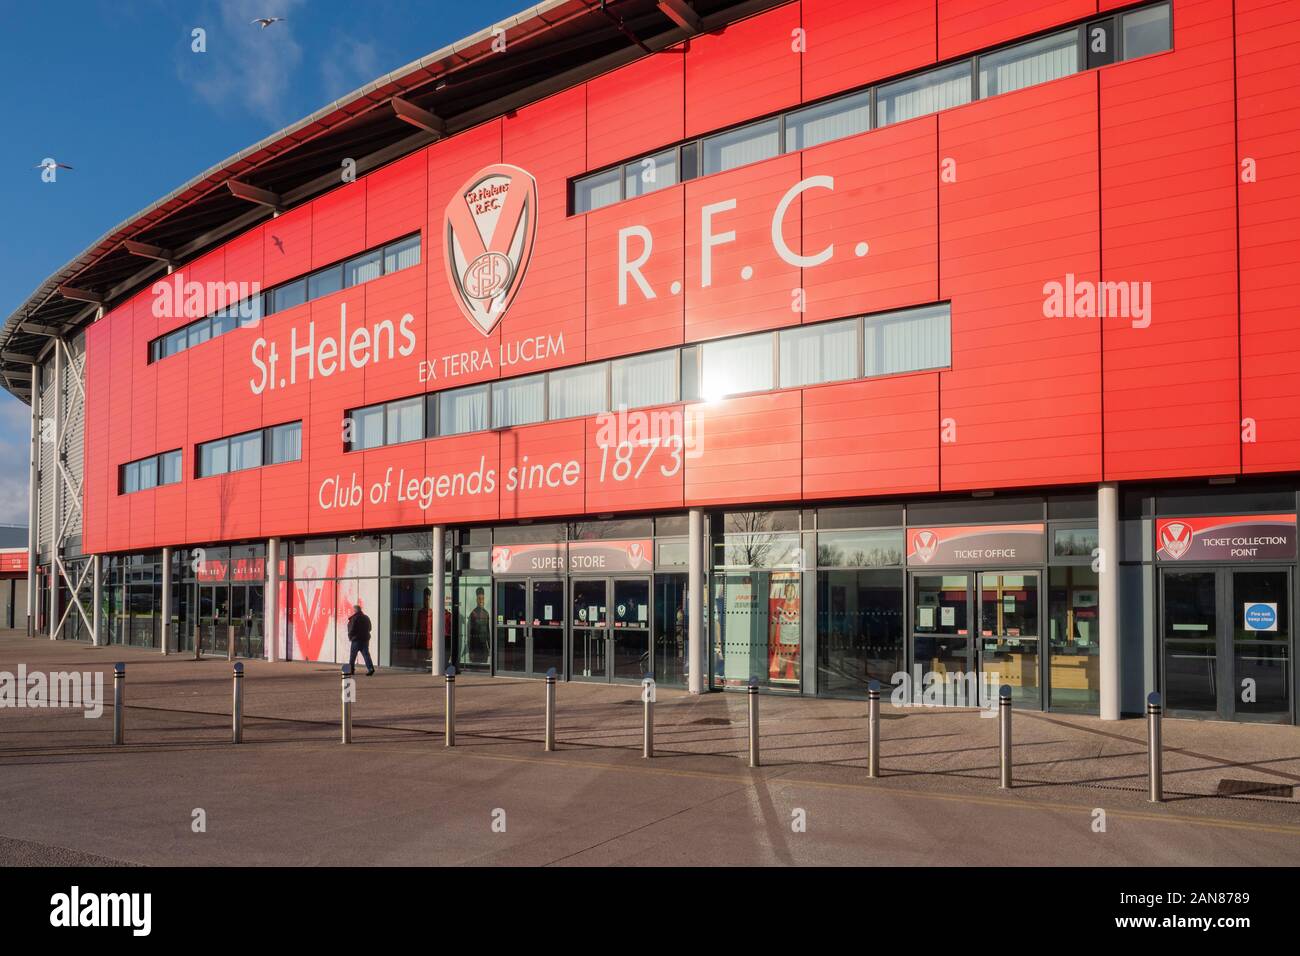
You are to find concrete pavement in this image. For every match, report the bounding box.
[1,631,1297,866]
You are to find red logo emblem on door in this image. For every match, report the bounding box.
[444,164,538,336]
[1159,522,1192,560]
[912,530,939,564]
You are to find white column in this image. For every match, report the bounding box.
[159,547,171,654]
[1098,482,1121,720]
[48,342,62,641]
[688,508,706,694]
[432,526,447,674]
[92,554,103,647]
[26,370,38,637]
[265,537,280,662]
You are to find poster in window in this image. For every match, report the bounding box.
[768,572,801,684]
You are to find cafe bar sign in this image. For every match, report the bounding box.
[906,525,1045,567]
[490,539,653,575]
[1155,515,1297,562]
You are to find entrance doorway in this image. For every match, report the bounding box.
[910,570,1042,707]
[1160,567,1291,721]
[494,578,565,677]
[571,577,651,682]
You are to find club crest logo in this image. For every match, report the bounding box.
[913,530,938,564]
[443,163,538,335]
[1159,522,1192,560]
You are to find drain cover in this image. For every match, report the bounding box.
[1216,778,1295,799]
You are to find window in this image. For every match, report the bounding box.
[779,319,858,388]
[187,319,212,350]
[863,303,951,377]
[307,265,343,300]
[351,405,386,450]
[491,375,546,429]
[816,530,905,568]
[383,235,421,273]
[228,430,263,472]
[266,422,301,464]
[702,118,780,175]
[978,31,1077,98]
[548,363,608,419]
[624,149,680,200]
[385,397,424,444]
[237,294,263,328]
[611,349,678,410]
[877,61,972,127]
[1123,3,1171,59]
[199,439,229,478]
[439,384,489,436]
[784,90,873,151]
[160,450,182,484]
[345,250,383,287]
[574,168,622,213]
[164,328,187,357]
[683,332,775,401]
[274,278,307,312]
[137,456,158,491]
[123,461,140,494]
[1085,17,1117,68]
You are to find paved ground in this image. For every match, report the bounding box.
[1,631,1297,866]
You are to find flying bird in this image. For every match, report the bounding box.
[251,17,286,29]
[35,159,73,171]
[271,235,284,253]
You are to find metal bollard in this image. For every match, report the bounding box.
[1147,691,1163,803]
[193,624,202,660]
[747,677,760,768]
[641,676,655,759]
[544,667,557,752]
[232,662,244,744]
[444,665,456,748]
[867,679,881,778]
[227,624,236,662]
[112,663,125,745]
[341,665,353,745]
[998,684,1013,789]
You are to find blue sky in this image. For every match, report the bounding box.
[0,0,524,524]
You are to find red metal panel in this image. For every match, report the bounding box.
[217,468,262,541]
[128,487,155,552]
[362,440,427,530]
[1101,0,1239,481]
[939,72,1102,489]
[685,152,803,341]
[1237,0,1300,473]
[82,321,112,554]
[586,48,685,171]
[803,373,940,497]
[684,391,802,505]
[425,120,503,390]
[501,87,587,374]
[154,343,190,462]
[257,291,313,537]
[104,303,134,551]
[584,184,686,360]
[224,225,264,293]
[306,295,368,535]
[938,0,1097,60]
[686,3,802,138]
[802,0,936,101]
[129,295,158,462]
[156,249,225,337]
[362,264,427,406]
[366,150,427,247]
[498,419,586,520]
[584,405,688,513]
[264,203,312,287]
[222,318,263,437]
[800,115,939,323]
[311,180,367,269]
[423,431,502,525]
[152,481,186,548]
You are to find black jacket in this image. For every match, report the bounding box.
[347,610,372,642]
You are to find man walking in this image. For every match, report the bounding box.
[347,603,375,676]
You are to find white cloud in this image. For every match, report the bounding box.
[179,0,308,125]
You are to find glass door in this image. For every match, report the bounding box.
[529,579,565,677]
[1231,569,1291,721]
[653,574,688,687]
[572,578,609,679]
[977,571,1041,709]
[495,580,527,673]
[612,578,651,681]
[911,573,974,700]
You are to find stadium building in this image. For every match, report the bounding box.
[5,0,1299,724]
